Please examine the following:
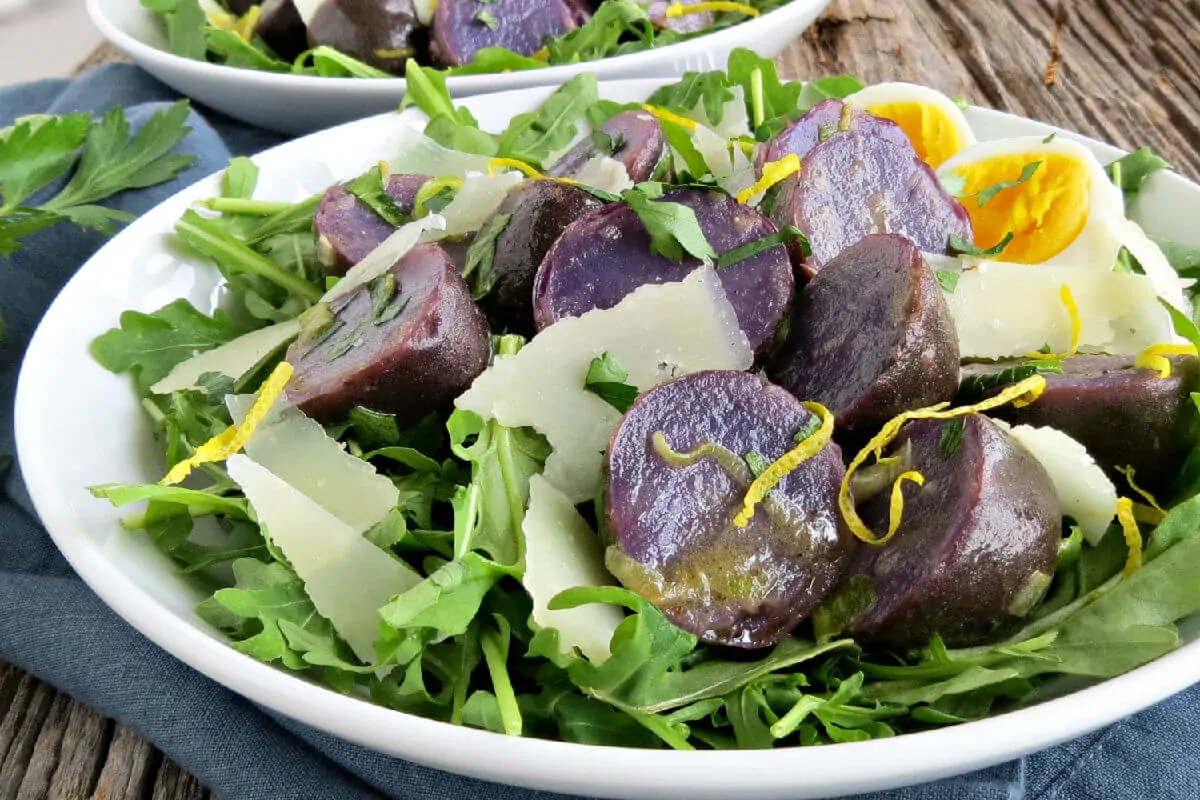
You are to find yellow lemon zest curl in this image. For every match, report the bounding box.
[733,402,834,528]
[1135,343,1198,379]
[160,362,294,486]
[486,158,545,179]
[737,154,801,205]
[1027,284,1081,361]
[209,6,261,41]
[665,1,760,16]
[839,375,1048,545]
[531,48,550,62]
[1116,497,1143,577]
[1116,465,1165,513]
[887,471,926,540]
[641,104,697,132]
[412,175,464,217]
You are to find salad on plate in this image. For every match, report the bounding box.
[90,49,1200,749]
[142,0,786,78]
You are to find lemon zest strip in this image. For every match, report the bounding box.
[736,154,801,205]
[641,104,697,132]
[838,375,1048,545]
[734,402,833,528]
[486,158,544,179]
[207,11,237,30]
[1116,497,1143,577]
[531,48,550,62]
[1115,465,1165,513]
[1026,284,1080,361]
[1135,343,1198,379]
[235,5,261,40]
[160,361,294,486]
[887,471,926,539]
[664,1,760,17]
[412,175,464,217]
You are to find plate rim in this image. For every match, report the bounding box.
[15,80,1200,800]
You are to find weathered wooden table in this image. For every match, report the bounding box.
[3,1,1200,797]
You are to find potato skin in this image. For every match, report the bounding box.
[604,370,856,648]
[768,234,960,441]
[314,173,429,275]
[963,355,1200,492]
[476,180,607,336]
[547,110,666,184]
[758,100,910,173]
[253,0,307,61]
[285,243,490,425]
[770,131,973,277]
[429,0,590,67]
[844,414,1061,647]
[533,188,794,357]
[306,0,423,74]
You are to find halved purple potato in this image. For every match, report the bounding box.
[429,0,590,68]
[768,234,960,440]
[546,110,666,183]
[961,355,1200,492]
[285,243,490,425]
[844,414,1061,647]
[533,188,794,357]
[223,0,256,14]
[757,99,911,174]
[306,0,422,74]
[770,131,973,278]
[605,370,855,648]
[475,179,607,335]
[314,173,429,275]
[645,0,711,35]
[253,0,307,61]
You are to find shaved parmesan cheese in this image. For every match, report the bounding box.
[226,455,419,662]
[429,172,523,239]
[996,422,1118,544]
[457,266,752,501]
[151,319,300,395]
[293,0,324,24]
[1108,215,1189,314]
[691,86,751,139]
[572,156,633,194]
[412,0,436,24]
[227,397,399,532]
[523,475,623,663]
[387,126,494,178]
[941,260,1172,358]
[323,214,445,303]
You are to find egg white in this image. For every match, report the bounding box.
[843,82,977,167]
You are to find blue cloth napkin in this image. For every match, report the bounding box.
[2,64,1199,800]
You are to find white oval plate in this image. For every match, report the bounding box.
[15,79,1200,799]
[89,0,832,135]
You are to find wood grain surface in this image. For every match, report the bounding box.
[6,1,1200,797]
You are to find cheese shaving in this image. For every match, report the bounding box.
[160,361,293,486]
[412,175,464,217]
[736,154,801,205]
[665,1,760,16]
[1026,284,1080,361]
[1116,497,1142,576]
[839,375,1048,545]
[1135,343,1198,379]
[733,402,833,528]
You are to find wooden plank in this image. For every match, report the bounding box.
[0,673,55,800]
[44,699,110,800]
[149,761,208,800]
[91,725,157,800]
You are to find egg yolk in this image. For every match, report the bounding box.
[953,152,1090,264]
[868,101,965,167]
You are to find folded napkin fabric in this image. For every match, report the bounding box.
[1,64,1199,800]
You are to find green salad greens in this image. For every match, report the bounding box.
[87,50,1200,749]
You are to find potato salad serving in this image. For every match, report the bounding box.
[91,50,1200,748]
[144,0,784,77]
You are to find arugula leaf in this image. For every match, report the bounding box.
[447,47,549,75]
[346,165,409,226]
[293,47,391,78]
[402,60,498,156]
[462,212,511,301]
[545,0,654,63]
[378,552,514,638]
[645,72,736,126]
[938,418,966,459]
[716,226,807,270]
[220,156,258,200]
[622,184,716,262]
[141,0,207,60]
[584,352,639,413]
[90,299,246,395]
[1152,235,1200,279]
[949,232,1014,259]
[957,359,1063,402]
[797,75,864,112]
[89,482,248,519]
[1107,147,1172,199]
[204,28,291,71]
[726,48,803,130]
[0,113,91,211]
[934,269,960,293]
[496,74,599,168]
[1159,297,1200,351]
[657,117,710,181]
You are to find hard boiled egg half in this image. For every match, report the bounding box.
[937,135,1187,309]
[843,82,976,168]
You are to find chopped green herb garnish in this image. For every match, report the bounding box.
[794,416,821,444]
[347,165,409,226]
[935,269,961,293]
[949,232,1014,259]
[938,418,965,459]
[474,10,499,29]
[972,161,1042,207]
[621,184,715,262]
[745,450,771,477]
[584,352,639,413]
[462,212,512,300]
[716,226,808,270]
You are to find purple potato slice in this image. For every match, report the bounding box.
[429,0,590,68]
[533,188,794,356]
[605,370,855,648]
[546,110,666,183]
[757,99,911,173]
[961,355,1200,492]
[770,131,973,278]
[306,0,422,74]
[314,173,429,275]
[844,414,1061,647]
[768,234,960,440]
[253,0,307,61]
[475,179,607,335]
[644,0,712,36]
[285,243,490,424]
